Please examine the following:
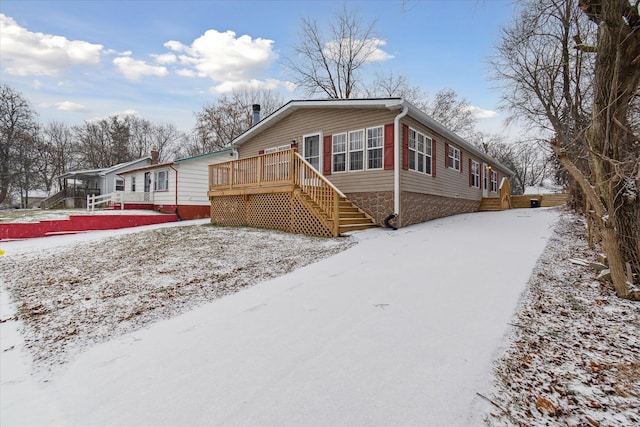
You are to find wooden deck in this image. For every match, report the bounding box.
[208,150,377,237]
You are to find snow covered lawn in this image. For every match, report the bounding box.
[0,223,354,368]
[1,209,560,426]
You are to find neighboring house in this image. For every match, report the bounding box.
[119,148,237,220]
[208,98,514,237]
[41,155,154,209]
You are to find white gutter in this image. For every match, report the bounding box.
[393,103,409,217]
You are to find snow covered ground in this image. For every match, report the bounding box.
[1,209,560,426]
[0,208,167,223]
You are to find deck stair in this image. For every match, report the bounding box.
[294,192,377,235]
[337,197,377,233]
[479,198,502,211]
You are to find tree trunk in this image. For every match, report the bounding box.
[580,0,640,299]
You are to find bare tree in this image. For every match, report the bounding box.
[39,121,76,192]
[0,85,39,205]
[12,129,40,207]
[365,71,429,109]
[367,73,477,137]
[285,6,381,98]
[427,89,476,137]
[126,117,185,162]
[477,135,552,195]
[150,122,188,162]
[190,89,283,156]
[492,0,640,299]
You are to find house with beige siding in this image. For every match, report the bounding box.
[208,99,513,237]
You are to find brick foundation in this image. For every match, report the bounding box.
[344,191,480,228]
[400,192,480,227]
[344,191,394,226]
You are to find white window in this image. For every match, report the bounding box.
[408,127,432,175]
[408,129,417,170]
[131,176,136,192]
[348,129,364,171]
[115,178,125,192]
[332,133,347,173]
[154,170,169,191]
[448,145,461,171]
[366,126,384,170]
[491,171,498,192]
[471,160,480,188]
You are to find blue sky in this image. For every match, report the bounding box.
[0,0,517,135]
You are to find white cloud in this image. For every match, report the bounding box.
[0,14,103,76]
[324,37,394,63]
[466,105,498,119]
[113,56,168,80]
[164,29,277,82]
[151,53,177,64]
[176,68,196,77]
[209,78,293,94]
[55,101,89,112]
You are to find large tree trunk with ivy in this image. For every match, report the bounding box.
[577,0,640,299]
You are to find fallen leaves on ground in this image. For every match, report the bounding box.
[486,212,640,427]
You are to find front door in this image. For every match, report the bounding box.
[482,163,489,198]
[303,133,321,172]
[144,172,151,201]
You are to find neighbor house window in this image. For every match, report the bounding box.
[448,145,461,171]
[366,126,384,169]
[471,160,480,188]
[115,178,125,192]
[348,129,364,171]
[131,176,136,192]
[332,133,347,173]
[408,127,432,175]
[154,170,169,191]
[491,171,498,192]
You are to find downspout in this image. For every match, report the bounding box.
[388,103,409,229]
[169,164,181,221]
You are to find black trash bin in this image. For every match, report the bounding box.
[530,199,540,208]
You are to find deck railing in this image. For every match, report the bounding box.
[209,149,344,235]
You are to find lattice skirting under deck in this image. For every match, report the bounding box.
[210,192,334,238]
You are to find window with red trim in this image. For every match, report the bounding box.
[447,145,461,171]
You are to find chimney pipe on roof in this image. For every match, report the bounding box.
[252,104,261,126]
[151,147,159,165]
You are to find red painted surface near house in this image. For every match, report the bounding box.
[0,214,178,240]
[176,205,210,220]
[114,204,209,220]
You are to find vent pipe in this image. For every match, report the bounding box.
[252,104,261,126]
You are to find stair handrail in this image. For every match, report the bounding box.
[87,192,124,211]
[292,153,342,236]
[40,188,68,209]
[292,152,346,198]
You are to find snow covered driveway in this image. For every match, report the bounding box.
[1,208,559,426]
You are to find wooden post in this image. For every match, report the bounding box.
[289,150,295,185]
[333,191,339,237]
[257,155,262,185]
